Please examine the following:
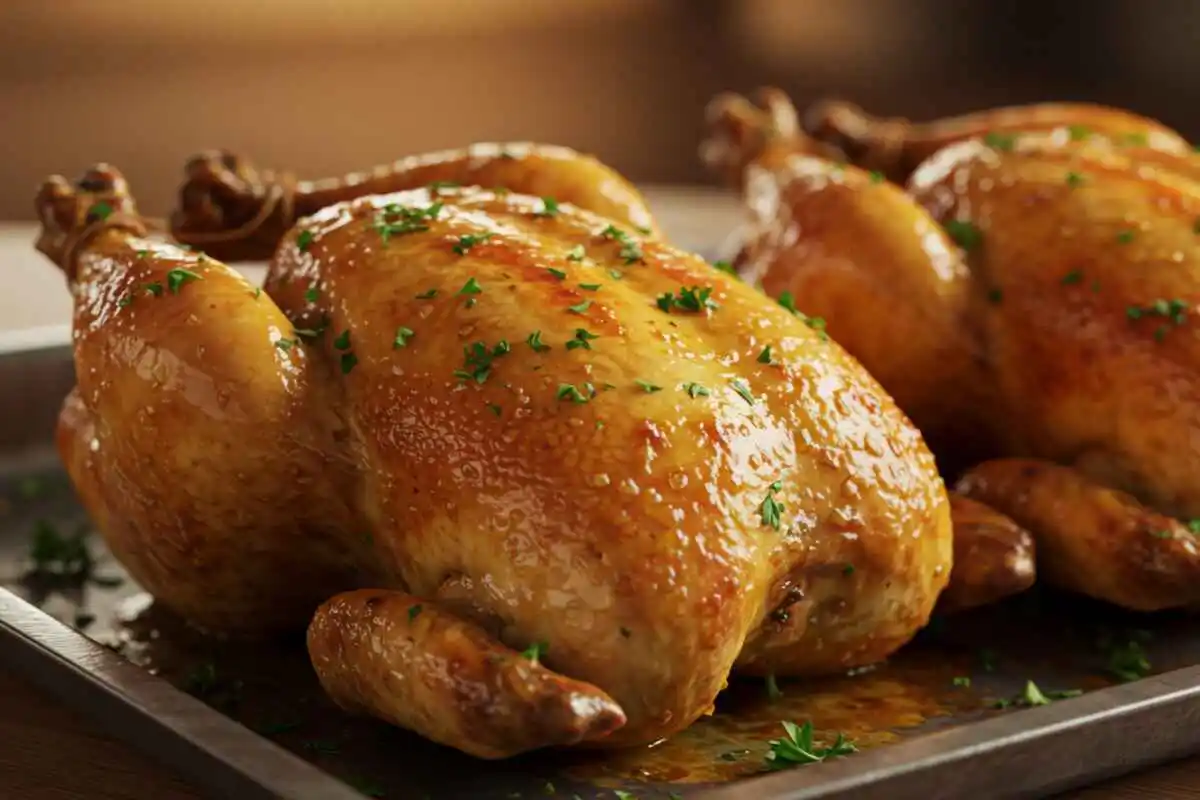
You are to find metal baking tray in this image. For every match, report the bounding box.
[4,327,1200,800]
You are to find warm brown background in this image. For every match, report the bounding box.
[3,0,1200,222]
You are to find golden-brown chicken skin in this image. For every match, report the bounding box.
[704,88,1200,613]
[36,157,951,759]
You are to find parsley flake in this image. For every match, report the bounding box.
[166,268,201,294]
[683,382,710,398]
[556,384,590,404]
[579,283,601,291]
[757,345,773,364]
[1066,171,1086,188]
[634,379,662,393]
[566,244,585,261]
[1061,270,1083,285]
[731,379,755,405]
[658,286,719,313]
[765,674,783,700]
[567,299,592,314]
[305,285,319,302]
[600,224,644,264]
[453,233,494,255]
[565,328,599,351]
[1117,230,1136,244]
[297,230,315,252]
[457,277,483,295]
[393,326,414,348]
[521,641,549,662]
[764,721,856,770]
[87,201,113,221]
[760,480,784,530]
[408,604,422,621]
[375,202,442,242]
[713,260,738,276]
[333,329,352,350]
[1068,124,1091,141]
[527,330,550,352]
[983,132,1017,151]
[340,352,358,375]
[415,288,437,299]
[945,220,983,251]
[535,197,559,217]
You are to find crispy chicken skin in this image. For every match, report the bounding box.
[37,155,951,758]
[704,88,1200,612]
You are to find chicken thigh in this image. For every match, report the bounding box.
[703,88,1200,613]
[36,151,951,759]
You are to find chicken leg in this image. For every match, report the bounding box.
[803,97,1190,184]
[170,143,659,262]
[36,165,360,633]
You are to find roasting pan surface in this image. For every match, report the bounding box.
[5,330,1200,799]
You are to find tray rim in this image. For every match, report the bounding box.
[4,338,1200,800]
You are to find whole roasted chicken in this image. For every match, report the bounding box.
[34,144,952,759]
[703,88,1200,613]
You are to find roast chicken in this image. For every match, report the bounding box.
[702,88,1200,613]
[35,145,952,759]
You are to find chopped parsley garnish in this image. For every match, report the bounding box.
[1107,639,1152,682]
[556,383,590,404]
[842,563,855,576]
[683,382,710,398]
[634,379,662,393]
[303,286,319,304]
[415,288,438,299]
[760,480,784,530]
[455,340,510,384]
[393,326,414,348]
[166,268,201,294]
[608,269,623,280]
[868,170,885,183]
[375,201,443,242]
[275,338,298,352]
[1061,270,1083,285]
[1120,131,1150,147]
[757,345,773,364]
[521,641,549,662]
[408,604,422,621]
[764,721,856,770]
[117,295,133,309]
[1127,298,1188,339]
[526,330,550,352]
[535,197,559,217]
[765,674,783,700]
[1066,171,1085,188]
[713,260,738,276]
[453,233,494,255]
[135,250,149,258]
[27,520,93,581]
[1068,124,1091,141]
[565,328,599,351]
[340,353,358,374]
[983,132,1017,151]
[566,244,586,261]
[297,230,315,252]
[1116,230,1136,244]
[333,329,352,350]
[428,180,460,192]
[658,286,718,313]
[600,224,644,264]
[457,277,483,295]
[952,676,971,688]
[945,219,983,251]
[144,282,163,297]
[579,283,601,291]
[567,299,592,314]
[988,288,1003,304]
[731,379,755,405]
[778,292,799,314]
[547,268,568,280]
[486,403,502,416]
[994,680,1082,709]
[87,201,113,221]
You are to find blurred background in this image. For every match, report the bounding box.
[2,0,1199,220]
